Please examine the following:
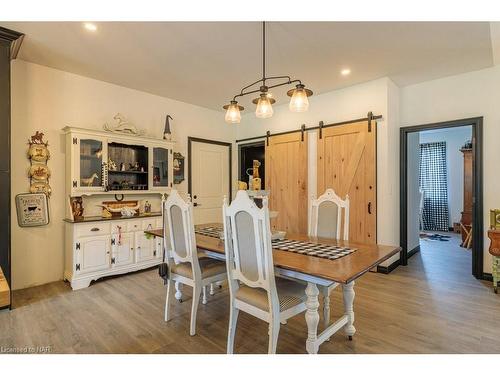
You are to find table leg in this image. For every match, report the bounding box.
[305,282,320,354]
[342,281,356,340]
[175,281,183,302]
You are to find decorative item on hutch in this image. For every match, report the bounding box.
[103,113,145,136]
[27,131,52,196]
[163,114,173,141]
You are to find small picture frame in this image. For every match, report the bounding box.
[15,193,50,227]
[173,152,185,184]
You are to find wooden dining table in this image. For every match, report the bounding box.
[145,224,400,354]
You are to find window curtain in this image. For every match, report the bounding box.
[419,141,449,231]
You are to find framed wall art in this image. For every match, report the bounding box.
[15,193,50,227]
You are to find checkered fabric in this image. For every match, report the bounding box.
[419,141,449,231]
[195,226,356,260]
[271,239,356,260]
[195,225,223,238]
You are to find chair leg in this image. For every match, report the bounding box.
[227,303,239,354]
[190,284,202,336]
[165,279,174,322]
[268,316,280,354]
[202,286,208,305]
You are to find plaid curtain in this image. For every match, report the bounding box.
[419,142,449,231]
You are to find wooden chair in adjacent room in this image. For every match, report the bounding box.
[162,190,227,336]
[222,190,307,354]
[309,188,350,330]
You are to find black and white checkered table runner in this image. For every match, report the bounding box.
[195,226,223,238]
[271,239,356,260]
[195,226,356,260]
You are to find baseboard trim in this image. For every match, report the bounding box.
[483,273,493,281]
[407,245,421,259]
[377,258,400,274]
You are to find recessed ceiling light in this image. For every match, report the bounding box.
[83,23,97,32]
[341,68,351,76]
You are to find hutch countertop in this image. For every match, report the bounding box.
[64,212,162,224]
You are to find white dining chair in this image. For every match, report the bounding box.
[309,188,350,329]
[163,190,227,336]
[223,190,307,354]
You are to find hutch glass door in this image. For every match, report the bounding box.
[79,139,103,188]
[152,147,169,187]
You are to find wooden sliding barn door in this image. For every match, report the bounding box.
[317,121,376,244]
[265,132,308,234]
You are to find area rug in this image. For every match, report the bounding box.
[420,233,451,241]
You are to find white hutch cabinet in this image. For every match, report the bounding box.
[62,127,172,290]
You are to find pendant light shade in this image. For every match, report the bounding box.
[223,101,243,124]
[287,84,313,113]
[254,93,274,119]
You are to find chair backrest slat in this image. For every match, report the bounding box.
[309,189,350,241]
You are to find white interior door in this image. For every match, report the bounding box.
[190,139,230,224]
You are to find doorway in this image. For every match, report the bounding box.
[188,137,232,224]
[400,117,483,279]
[238,141,265,188]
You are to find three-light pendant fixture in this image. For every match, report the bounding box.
[223,22,313,124]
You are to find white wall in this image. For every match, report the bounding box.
[236,78,401,268]
[407,132,421,252]
[419,126,472,227]
[401,64,500,273]
[10,60,234,290]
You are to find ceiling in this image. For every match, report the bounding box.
[1,22,497,111]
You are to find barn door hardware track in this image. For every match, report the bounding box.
[236,113,382,143]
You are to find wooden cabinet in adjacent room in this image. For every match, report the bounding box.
[460,148,473,243]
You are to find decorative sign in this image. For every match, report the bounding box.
[173,152,185,184]
[15,193,50,227]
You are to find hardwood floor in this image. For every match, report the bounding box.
[1,235,499,354]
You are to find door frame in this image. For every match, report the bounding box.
[187,137,232,203]
[399,117,484,279]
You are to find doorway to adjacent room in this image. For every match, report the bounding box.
[400,117,484,279]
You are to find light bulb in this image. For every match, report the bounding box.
[289,86,309,112]
[255,94,273,119]
[224,101,241,124]
[83,23,98,32]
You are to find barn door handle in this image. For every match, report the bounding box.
[368,202,372,214]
